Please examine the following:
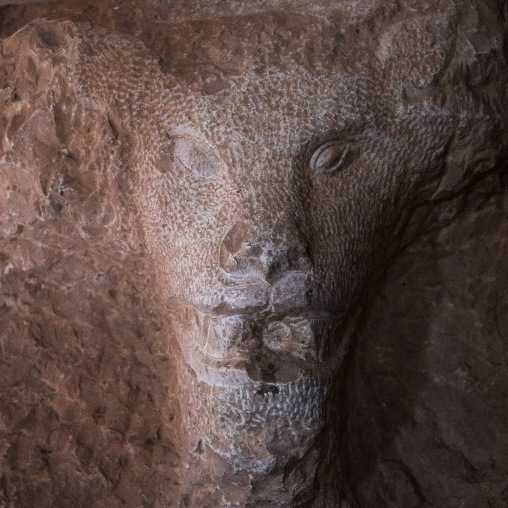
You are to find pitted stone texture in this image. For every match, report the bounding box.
[0,22,181,507]
[0,2,507,507]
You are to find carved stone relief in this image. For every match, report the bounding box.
[0,1,507,506]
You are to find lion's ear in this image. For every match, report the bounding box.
[431,115,504,201]
[377,14,457,98]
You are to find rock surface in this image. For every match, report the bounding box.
[0,1,507,507]
[0,20,182,505]
[339,177,508,508]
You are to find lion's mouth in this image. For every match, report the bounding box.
[168,298,334,385]
[165,267,342,387]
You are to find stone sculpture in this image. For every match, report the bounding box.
[0,1,506,506]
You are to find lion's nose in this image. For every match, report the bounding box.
[219,221,251,273]
[219,221,312,281]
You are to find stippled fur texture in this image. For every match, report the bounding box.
[1,2,506,505]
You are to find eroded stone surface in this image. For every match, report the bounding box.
[341,184,508,508]
[0,1,507,506]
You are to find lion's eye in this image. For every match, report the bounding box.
[310,140,355,175]
[174,136,223,180]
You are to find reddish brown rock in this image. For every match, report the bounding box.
[0,1,507,507]
[340,183,508,508]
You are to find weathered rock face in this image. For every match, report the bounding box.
[340,181,508,508]
[0,1,507,507]
[0,20,182,507]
